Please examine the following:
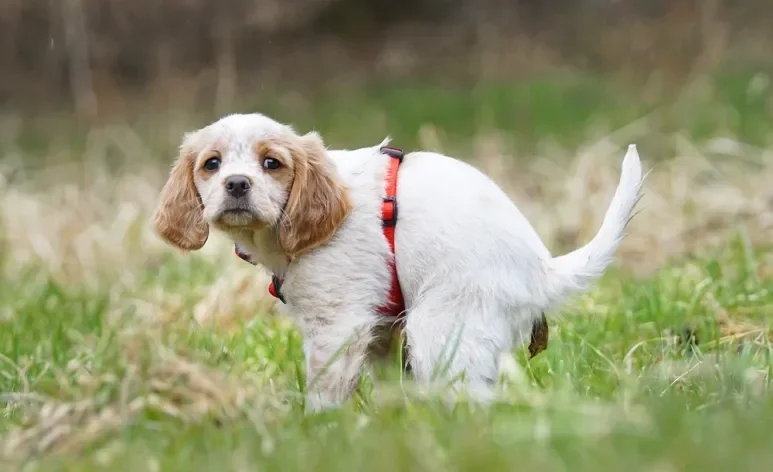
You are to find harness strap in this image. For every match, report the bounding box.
[378,146,405,316]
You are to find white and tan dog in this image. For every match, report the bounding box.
[152,113,643,411]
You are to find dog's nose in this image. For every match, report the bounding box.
[225,175,251,198]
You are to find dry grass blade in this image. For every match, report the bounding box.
[0,339,288,465]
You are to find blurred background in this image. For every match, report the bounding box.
[3,0,772,142]
[2,0,773,324]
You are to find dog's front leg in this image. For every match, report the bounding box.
[300,313,377,413]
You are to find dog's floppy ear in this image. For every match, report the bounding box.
[278,132,351,258]
[152,137,209,251]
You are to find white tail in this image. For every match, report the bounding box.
[545,144,644,309]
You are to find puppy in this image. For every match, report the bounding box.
[152,113,643,411]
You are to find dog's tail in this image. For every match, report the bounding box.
[544,144,643,309]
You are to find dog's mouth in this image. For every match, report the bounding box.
[215,207,264,228]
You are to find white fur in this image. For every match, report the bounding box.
[179,113,644,411]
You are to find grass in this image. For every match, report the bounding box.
[6,65,773,168]
[237,65,773,151]
[1,234,773,471]
[3,69,773,470]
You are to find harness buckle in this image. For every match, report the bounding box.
[382,196,398,227]
[380,146,404,162]
[270,275,287,304]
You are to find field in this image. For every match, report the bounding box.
[2,70,773,471]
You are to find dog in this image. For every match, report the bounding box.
[152,113,643,411]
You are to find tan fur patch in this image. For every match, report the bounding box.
[151,145,209,251]
[256,140,295,191]
[196,152,222,182]
[276,132,352,258]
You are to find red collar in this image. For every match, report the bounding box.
[234,146,406,317]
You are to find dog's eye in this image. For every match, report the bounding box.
[203,157,221,171]
[263,157,281,170]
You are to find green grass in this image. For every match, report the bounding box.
[1,231,773,471]
[5,65,773,172]
[241,65,773,151]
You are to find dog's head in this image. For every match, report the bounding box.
[151,113,351,258]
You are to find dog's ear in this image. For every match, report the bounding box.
[277,132,351,258]
[152,139,209,251]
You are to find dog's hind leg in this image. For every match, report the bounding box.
[403,287,517,404]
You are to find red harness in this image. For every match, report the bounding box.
[234,146,406,317]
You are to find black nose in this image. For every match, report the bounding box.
[225,175,251,198]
